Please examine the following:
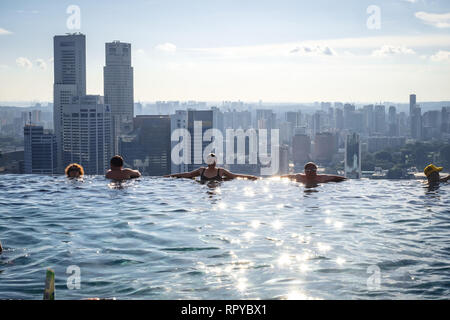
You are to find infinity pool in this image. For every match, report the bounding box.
[0,174,449,299]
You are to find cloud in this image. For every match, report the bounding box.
[290,45,336,56]
[186,35,450,60]
[402,0,417,3]
[16,57,32,69]
[35,59,47,70]
[430,50,450,62]
[415,11,450,28]
[155,43,177,53]
[0,28,12,35]
[372,45,415,57]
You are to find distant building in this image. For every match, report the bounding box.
[368,136,406,153]
[119,115,171,176]
[53,33,87,172]
[313,132,335,163]
[411,106,422,140]
[374,105,386,135]
[292,134,311,168]
[279,144,289,175]
[345,133,361,179]
[24,125,57,174]
[62,95,112,175]
[104,41,134,155]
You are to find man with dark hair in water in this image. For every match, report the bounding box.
[105,155,141,180]
[282,162,346,185]
[424,164,450,185]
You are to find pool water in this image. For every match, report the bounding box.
[0,174,449,299]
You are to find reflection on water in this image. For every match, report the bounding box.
[0,174,449,299]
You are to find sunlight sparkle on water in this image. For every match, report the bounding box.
[317,242,332,253]
[272,220,282,230]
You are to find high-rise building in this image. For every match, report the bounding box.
[170,110,189,174]
[388,106,398,136]
[24,125,57,174]
[411,106,422,140]
[409,94,416,116]
[278,144,289,175]
[345,133,361,179]
[442,107,450,134]
[292,134,311,168]
[119,115,171,176]
[53,33,87,172]
[62,95,112,175]
[313,132,335,164]
[104,41,134,155]
[170,109,222,173]
[374,105,386,135]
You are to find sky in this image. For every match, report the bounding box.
[0,0,450,103]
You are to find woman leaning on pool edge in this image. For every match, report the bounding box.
[164,153,258,181]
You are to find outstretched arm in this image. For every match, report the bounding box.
[165,168,202,179]
[281,174,299,180]
[320,175,346,183]
[125,168,141,178]
[440,174,450,183]
[221,169,258,180]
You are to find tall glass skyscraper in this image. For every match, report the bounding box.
[53,33,86,172]
[104,41,134,155]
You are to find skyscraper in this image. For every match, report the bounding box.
[409,94,416,116]
[345,133,361,179]
[53,33,87,172]
[119,115,171,176]
[62,95,112,175]
[104,41,134,155]
[24,125,57,174]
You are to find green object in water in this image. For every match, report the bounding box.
[43,268,55,300]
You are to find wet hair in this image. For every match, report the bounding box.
[304,162,318,170]
[110,155,124,167]
[65,163,84,177]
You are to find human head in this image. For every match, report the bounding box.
[424,164,442,183]
[110,155,124,169]
[65,163,84,178]
[205,153,217,167]
[304,162,318,177]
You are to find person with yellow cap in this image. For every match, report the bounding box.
[424,164,450,185]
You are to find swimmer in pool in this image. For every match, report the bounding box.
[282,162,346,184]
[424,164,450,185]
[105,155,141,180]
[65,163,84,178]
[164,153,258,182]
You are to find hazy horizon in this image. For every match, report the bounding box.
[1,0,450,102]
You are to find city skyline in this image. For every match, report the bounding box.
[1,0,450,103]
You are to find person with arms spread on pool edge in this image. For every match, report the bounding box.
[282,162,346,185]
[105,155,141,180]
[424,164,450,185]
[165,153,258,182]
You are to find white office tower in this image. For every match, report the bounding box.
[104,41,134,155]
[170,110,189,174]
[345,133,361,179]
[53,33,87,173]
[62,95,112,175]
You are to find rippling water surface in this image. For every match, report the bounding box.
[0,174,449,299]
